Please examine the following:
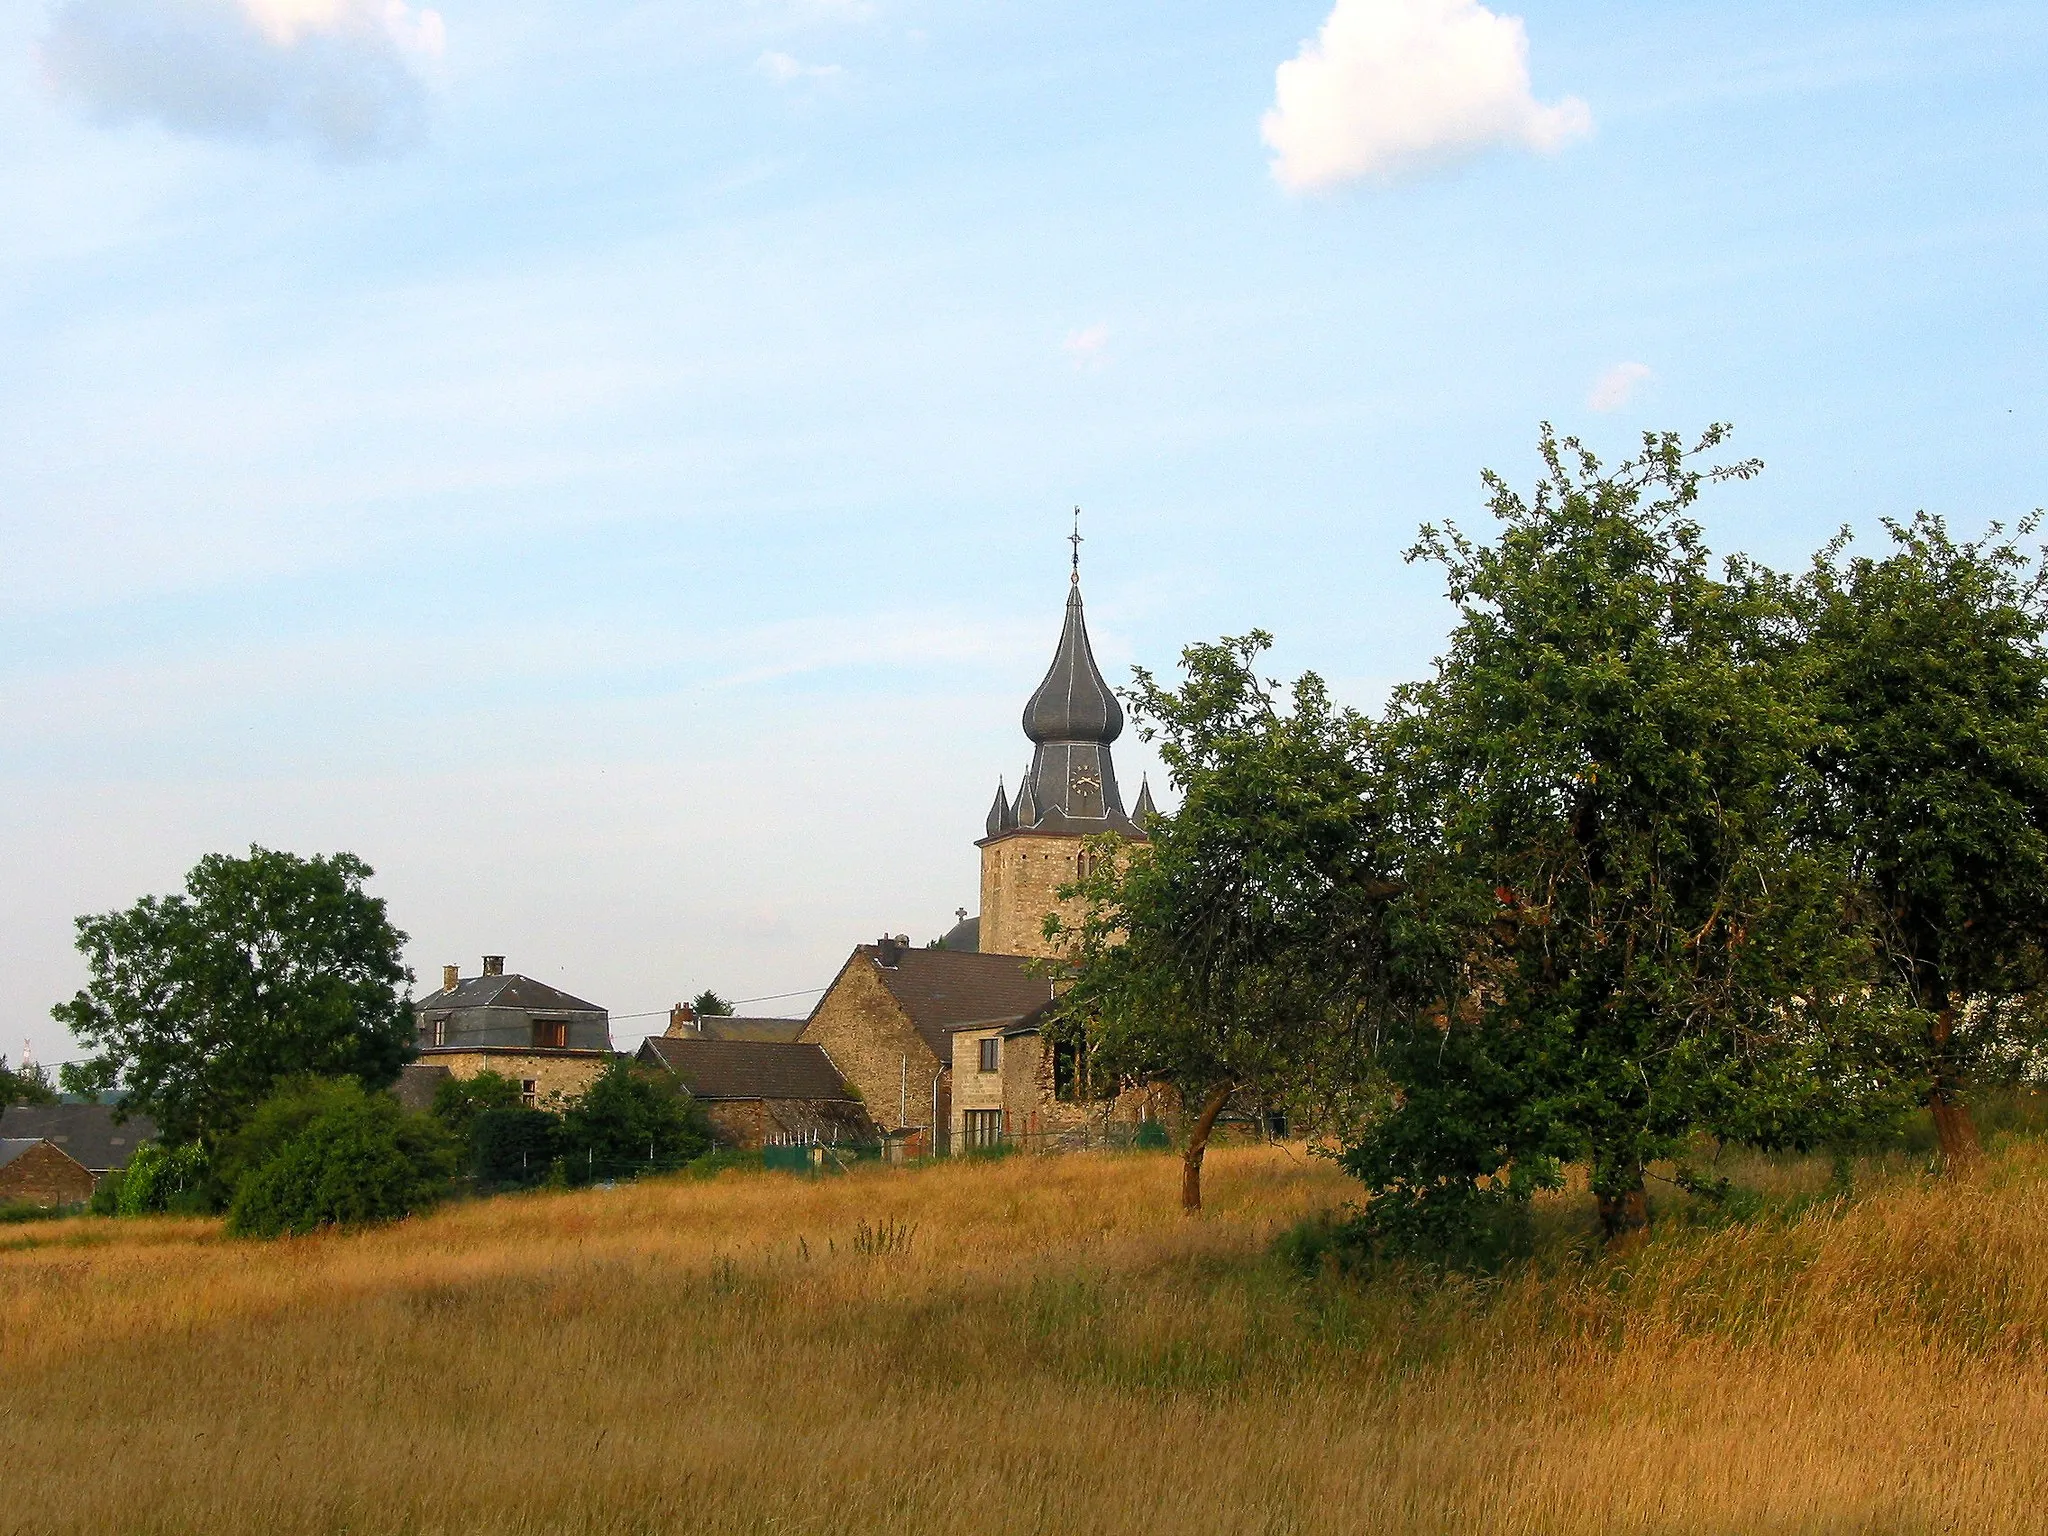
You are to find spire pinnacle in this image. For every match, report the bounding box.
[1069,506,1083,585]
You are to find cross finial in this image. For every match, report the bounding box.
[1069,506,1083,584]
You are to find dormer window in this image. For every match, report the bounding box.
[533,1019,568,1049]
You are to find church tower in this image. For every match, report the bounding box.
[975,527,1155,957]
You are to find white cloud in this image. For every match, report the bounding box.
[39,0,445,158]
[1588,361,1652,412]
[1261,0,1590,191]
[1061,322,1109,370]
[756,49,843,83]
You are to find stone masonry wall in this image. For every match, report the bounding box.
[0,1143,96,1207]
[417,1051,610,1107]
[799,958,942,1134]
[979,833,1091,957]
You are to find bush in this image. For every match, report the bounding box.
[213,1076,367,1202]
[558,1059,712,1183]
[115,1142,212,1216]
[471,1107,563,1190]
[431,1070,522,1139]
[227,1094,457,1237]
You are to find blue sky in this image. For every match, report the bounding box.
[3,0,2043,1065]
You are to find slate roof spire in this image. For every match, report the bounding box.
[985,779,1010,839]
[981,516,1141,838]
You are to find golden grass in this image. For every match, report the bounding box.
[4,1143,2048,1535]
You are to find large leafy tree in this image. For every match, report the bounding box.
[1355,426,1904,1242]
[1054,634,1437,1212]
[53,847,416,1146]
[1801,513,2048,1167]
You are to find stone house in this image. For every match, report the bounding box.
[798,937,1054,1153]
[0,1139,96,1207]
[660,1004,808,1043]
[635,1035,875,1149]
[948,1001,1176,1150]
[0,1102,158,1184]
[410,955,614,1107]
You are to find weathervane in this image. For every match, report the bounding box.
[1069,506,1083,584]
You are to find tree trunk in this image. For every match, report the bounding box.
[1595,1167,1649,1240]
[1928,1006,1983,1172]
[1181,1081,1235,1214]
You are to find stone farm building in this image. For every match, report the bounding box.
[0,1102,158,1184]
[636,1033,874,1149]
[0,1138,96,1208]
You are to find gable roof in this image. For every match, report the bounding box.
[0,1103,158,1172]
[816,945,1054,1059]
[0,1139,49,1171]
[638,1038,853,1101]
[415,974,604,1015]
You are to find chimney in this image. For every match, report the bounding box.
[482,955,505,977]
[876,934,905,968]
[442,964,459,993]
[667,1003,695,1037]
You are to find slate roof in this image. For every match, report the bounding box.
[1022,582,1123,745]
[0,1103,158,1173]
[638,1038,853,1101]
[0,1139,47,1171]
[414,974,604,1015]
[938,914,981,952]
[821,945,1055,1059]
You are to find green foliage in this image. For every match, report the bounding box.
[212,1075,366,1202]
[1801,512,2048,1120]
[558,1057,712,1181]
[116,1141,211,1216]
[429,1069,521,1139]
[0,1060,56,1114]
[226,1088,456,1237]
[51,847,416,1147]
[1351,425,1913,1246]
[691,990,734,1018]
[1055,632,1430,1162]
[471,1107,563,1189]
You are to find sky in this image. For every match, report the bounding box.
[2,0,2043,1067]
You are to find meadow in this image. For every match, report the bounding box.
[4,1140,2048,1535]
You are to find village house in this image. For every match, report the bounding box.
[0,1138,96,1208]
[0,1102,158,1185]
[660,1003,807,1043]
[406,955,614,1107]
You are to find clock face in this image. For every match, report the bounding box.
[1070,769,1101,794]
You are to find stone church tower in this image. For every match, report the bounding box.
[975,547,1155,957]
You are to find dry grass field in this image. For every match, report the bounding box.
[5,1141,2048,1536]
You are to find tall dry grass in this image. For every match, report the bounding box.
[3,1142,2047,1535]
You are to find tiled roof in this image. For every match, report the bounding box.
[0,1104,158,1173]
[414,974,604,1015]
[826,946,1054,1059]
[638,1038,853,1101]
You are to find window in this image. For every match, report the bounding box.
[521,1079,538,1108]
[1076,849,1095,881]
[978,1036,1000,1073]
[964,1109,1003,1149]
[1052,1036,1086,1102]
[426,1016,447,1048]
[533,1018,568,1049]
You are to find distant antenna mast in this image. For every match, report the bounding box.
[1069,505,1083,584]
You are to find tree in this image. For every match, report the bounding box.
[429,1070,522,1140]
[1354,426,1904,1244]
[0,1059,56,1115]
[471,1106,563,1189]
[691,990,735,1018]
[1802,513,2048,1168]
[1055,634,1430,1213]
[51,847,416,1147]
[558,1057,711,1181]
[226,1085,456,1237]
